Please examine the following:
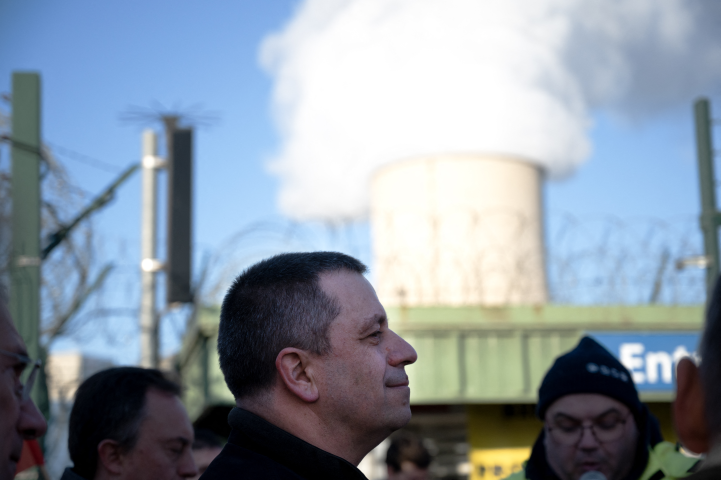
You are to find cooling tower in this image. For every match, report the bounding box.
[371,154,547,306]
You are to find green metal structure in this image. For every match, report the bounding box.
[178,304,704,423]
[9,72,48,413]
[695,97,720,296]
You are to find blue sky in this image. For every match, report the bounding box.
[0,1,717,363]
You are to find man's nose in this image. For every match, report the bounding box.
[577,425,601,449]
[388,330,418,366]
[178,449,199,479]
[19,398,48,440]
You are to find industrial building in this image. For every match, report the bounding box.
[179,154,703,480]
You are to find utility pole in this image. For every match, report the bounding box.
[10,72,48,414]
[139,117,194,367]
[139,130,163,368]
[167,127,193,304]
[694,98,720,297]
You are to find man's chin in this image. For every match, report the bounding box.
[575,463,608,479]
[387,405,413,430]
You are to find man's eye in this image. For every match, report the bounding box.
[369,331,382,338]
[555,421,580,433]
[13,363,27,379]
[595,416,622,430]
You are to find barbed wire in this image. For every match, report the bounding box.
[546,212,704,305]
[44,141,124,173]
[195,212,706,307]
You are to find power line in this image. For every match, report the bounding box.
[45,141,124,173]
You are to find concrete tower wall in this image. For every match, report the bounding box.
[371,154,547,306]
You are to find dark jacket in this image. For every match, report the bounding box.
[200,407,368,480]
[60,468,88,480]
[683,465,721,480]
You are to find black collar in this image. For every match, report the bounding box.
[227,407,368,480]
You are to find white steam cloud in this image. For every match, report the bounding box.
[260,0,721,221]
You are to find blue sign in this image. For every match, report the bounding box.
[587,332,700,392]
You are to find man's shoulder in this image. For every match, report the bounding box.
[200,442,305,480]
[60,468,89,480]
[683,465,721,480]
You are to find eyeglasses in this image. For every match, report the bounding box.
[0,348,41,401]
[547,412,631,446]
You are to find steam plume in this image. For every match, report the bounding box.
[260,0,721,221]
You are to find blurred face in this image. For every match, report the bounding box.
[315,271,418,441]
[544,394,638,480]
[189,446,222,480]
[119,389,198,480]
[387,462,429,480]
[0,304,47,480]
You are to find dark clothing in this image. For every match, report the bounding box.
[60,468,87,480]
[684,465,721,480]
[200,407,368,480]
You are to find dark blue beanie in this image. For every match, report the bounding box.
[536,336,642,420]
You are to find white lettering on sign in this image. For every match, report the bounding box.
[672,345,691,364]
[618,342,696,385]
[645,351,672,384]
[620,343,645,384]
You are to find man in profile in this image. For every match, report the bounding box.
[505,336,695,480]
[385,432,431,480]
[202,251,418,479]
[0,292,47,480]
[675,279,721,479]
[61,367,198,480]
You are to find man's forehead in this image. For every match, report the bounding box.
[0,304,27,355]
[547,393,628,418]
[319,271,387,330]
[356,312,386,331]
[320,271,381,305]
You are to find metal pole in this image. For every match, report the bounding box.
[140,130,162,368]
[694,98,719,296]
[10,72,47,414]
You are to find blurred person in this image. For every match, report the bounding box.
[385,432,431,480]
[505,336,696,480]
[202,252,418,479]
[60,367,198,480]
[190,429,222,480]
[675,279,721,479]
[0,292,48,480]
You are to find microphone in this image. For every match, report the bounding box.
[579,472,607,480]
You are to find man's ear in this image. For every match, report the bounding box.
[275,347,320,403]
[674,357,709,454]
[97,439,124,476]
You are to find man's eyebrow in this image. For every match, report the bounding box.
[4,345,30,361]
[593,407,625,419]
[552,412,579,422]
[166,437,191,447]
[358,313,386,333]
[552,408,625,422]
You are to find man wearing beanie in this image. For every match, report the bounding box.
[504,336,697,480]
